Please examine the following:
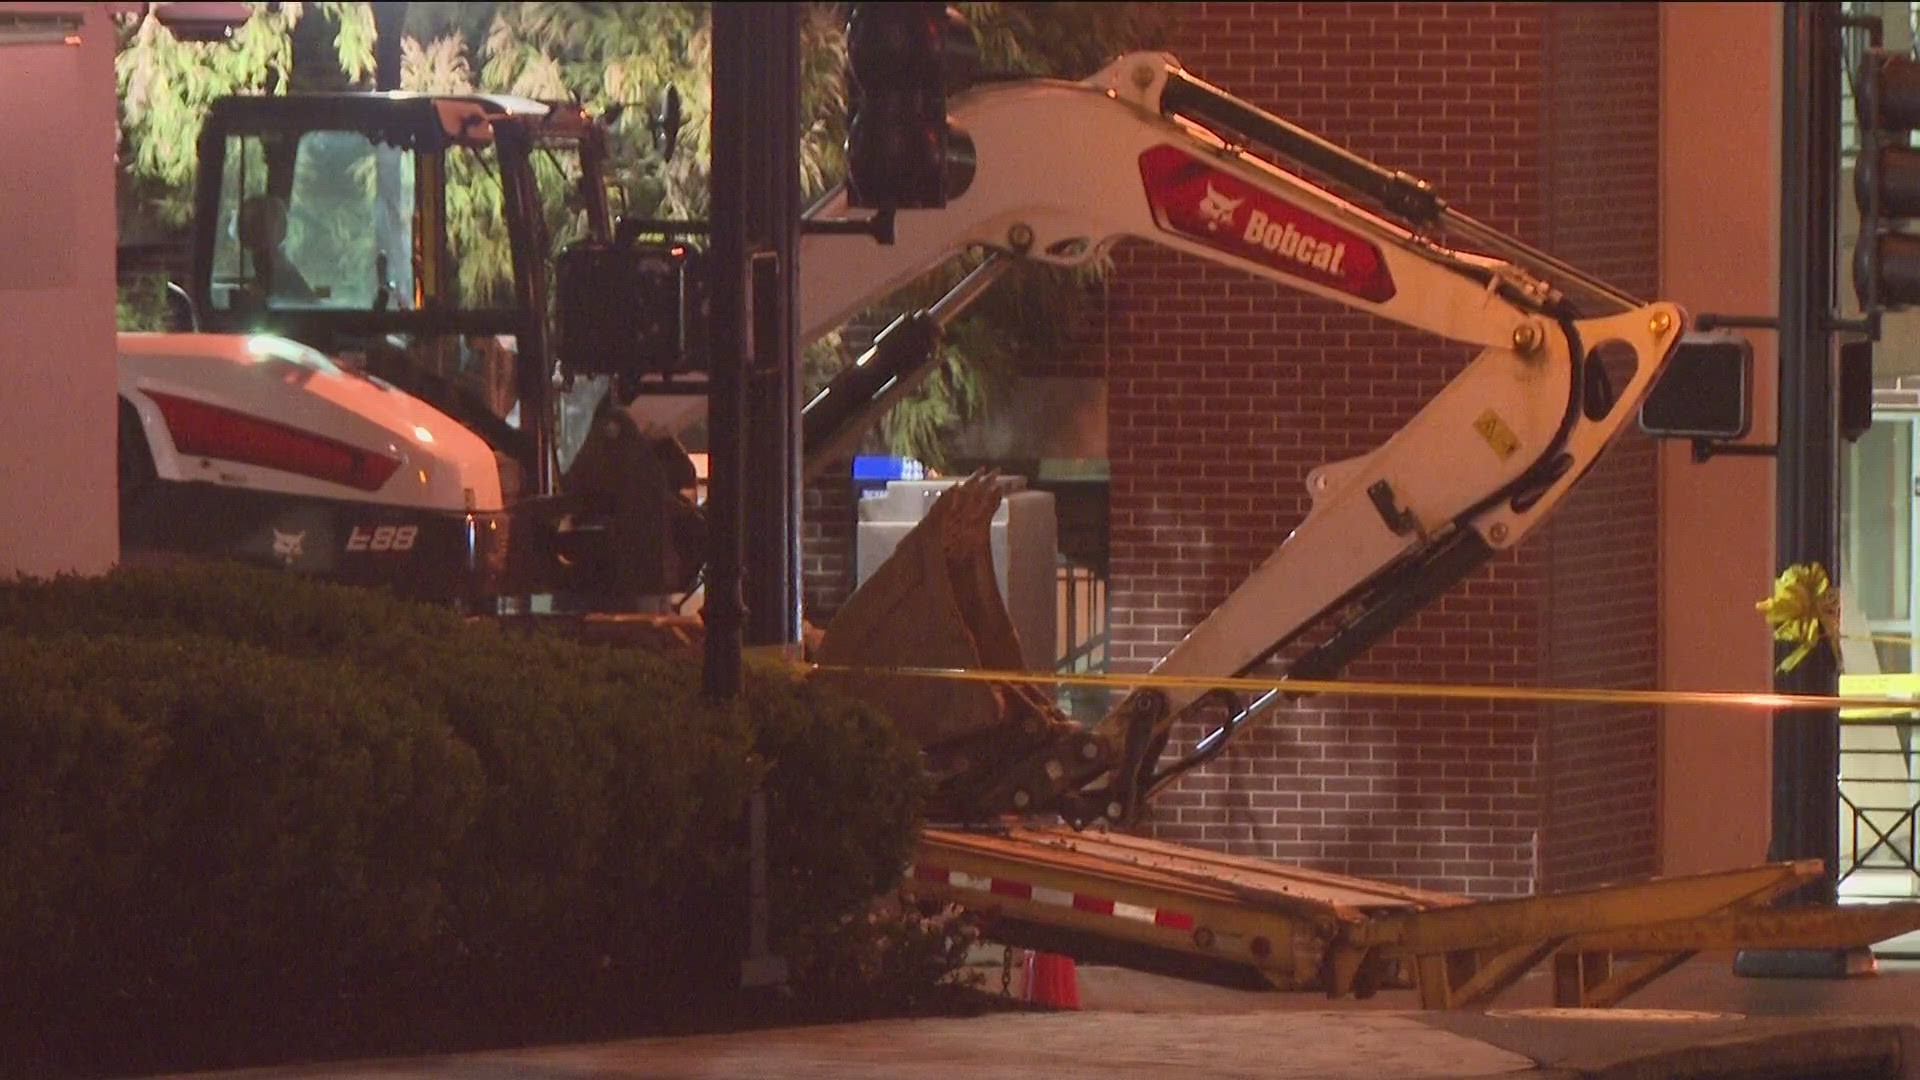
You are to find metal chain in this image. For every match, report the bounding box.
[1000,945,1015,997]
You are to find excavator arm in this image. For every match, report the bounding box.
[805,52,1685,828]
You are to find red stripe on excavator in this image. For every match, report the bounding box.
[989,879,1034,899]
[148,391,401,492]
[913,863,950,884]
[1155,910,1196,931]
[1137,144,1397,304]
[1072,894,1116,915]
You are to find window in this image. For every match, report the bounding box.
[211,129,417,313]
[441,140,590,308]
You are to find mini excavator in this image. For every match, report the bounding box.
[803,57,1920,1009]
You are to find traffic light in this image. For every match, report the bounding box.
[844,3,978,211]
[1853,49,1920,309]
[1639,332,1753,442]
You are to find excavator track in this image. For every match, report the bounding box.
[906,824,1920,1009]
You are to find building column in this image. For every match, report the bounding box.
[0,3,120,579]
[1657,1,1783,875]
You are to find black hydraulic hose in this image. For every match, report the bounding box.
[800,254,1013,475]
[1159,65,1641,317]
[1439,210,1642,316]
[1160,68,1446,226]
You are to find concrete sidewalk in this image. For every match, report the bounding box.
[150,957,1920,1080]
[160,1013,1534,1080]
[1077,956,1920,1078]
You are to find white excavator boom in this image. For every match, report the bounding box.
[807,53,1684,827]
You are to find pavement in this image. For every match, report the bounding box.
[146,954,1920,1080]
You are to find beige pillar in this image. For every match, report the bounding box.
[0,3,120,578]
[1658,2,1782,874]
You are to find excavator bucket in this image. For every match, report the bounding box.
[814,473,1115,824]
[814,473,1034,750]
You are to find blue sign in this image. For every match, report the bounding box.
[852,455,926,482]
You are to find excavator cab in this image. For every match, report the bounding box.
[163,92,706,604]
[186,92,609,490]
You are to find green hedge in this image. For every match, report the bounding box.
[0,564,928,1016]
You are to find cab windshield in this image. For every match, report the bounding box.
[207,124,589,317]
[211,127,424,313]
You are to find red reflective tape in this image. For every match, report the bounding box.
[989,879,1033,900]
[149,391,400,492]
[912,863,949,884]
[1155,910,1196,931]
[1072,894,1115,915]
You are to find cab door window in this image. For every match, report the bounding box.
[210,129,417,313]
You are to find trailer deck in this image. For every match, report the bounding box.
[906,825,1920,1009]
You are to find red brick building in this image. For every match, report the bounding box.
[809,2,1679,900]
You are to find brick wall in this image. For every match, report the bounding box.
[1534,2,1662,891]
[1092,2,1661,899]
[802,467,858,625]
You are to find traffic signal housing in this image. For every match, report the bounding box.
[1853,49,1920,310]
[1639,332,1754,443]
[554,240,710,390]
[843,3,979,211]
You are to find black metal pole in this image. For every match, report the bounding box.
[710,3,798,993]
[371,2,407,92]
[1773,0,1844,892]
[744,2,805,649]
[1737,0,1853,980]
[702,4,752,700]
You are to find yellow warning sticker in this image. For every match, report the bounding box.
[1474,410,1520,460]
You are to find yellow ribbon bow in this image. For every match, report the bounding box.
[1756,562,1843,674]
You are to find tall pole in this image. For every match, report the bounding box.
[709,3,800,991]
[371,2,407,92]
[1738,0,1855,980]
[1772,0,1843,892]
[702,5,752,700]
[744,3,805,650]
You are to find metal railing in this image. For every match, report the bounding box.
[1055,558,1111,723]
[1840,716,1920,898]
[1055,558,1109,674]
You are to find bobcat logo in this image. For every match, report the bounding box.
[271,529,306,565]
[1199,183,1243,233]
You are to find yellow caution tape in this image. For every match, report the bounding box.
[1756,562,1842,675]
[807,661,1920,717]
[799,560,1920,719]
[1837,672,1920,720]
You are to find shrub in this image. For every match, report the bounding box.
[0,631,485,1010]
[0,563,931,1016]
[0,560,470,658]
[786,892,984,1009]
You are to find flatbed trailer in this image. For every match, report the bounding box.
[906,825,1920,1010]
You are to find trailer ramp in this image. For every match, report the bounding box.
[907,825,1920,1010]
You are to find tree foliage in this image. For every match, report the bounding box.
[844,3,1167,465]
[115,2,1164,463]
[116,3,374,226]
